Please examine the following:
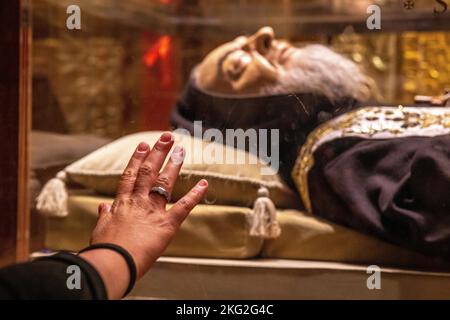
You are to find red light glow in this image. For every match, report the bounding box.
[143,36,172,67]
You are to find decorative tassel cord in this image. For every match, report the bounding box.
[249,187,281,239]
[36,171,69,218]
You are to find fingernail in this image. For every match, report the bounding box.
[137,142,149,153]
[98,203,106,214]
[197,179,208,188]
[171,146,185,165]
[159,132,173,143]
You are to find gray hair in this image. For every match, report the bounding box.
[261,45,371,103]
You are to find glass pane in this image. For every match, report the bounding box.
[29,0,450,298]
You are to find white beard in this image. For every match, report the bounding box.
[260,45,371,103]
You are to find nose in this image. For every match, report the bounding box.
[247,26,275,55]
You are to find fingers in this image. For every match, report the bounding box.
[133,132,174,196]
[116,142,150,198]
[149,146,186,207]
[168,179,208,227]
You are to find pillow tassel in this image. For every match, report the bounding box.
[249,187,281,238]
[36,171,69,218]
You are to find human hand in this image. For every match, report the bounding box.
[79,132,208,298]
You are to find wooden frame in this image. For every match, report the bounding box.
[0,0,31,266]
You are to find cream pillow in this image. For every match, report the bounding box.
[45,193,264,259]
[37,131,300,217]
[263,210,446,268]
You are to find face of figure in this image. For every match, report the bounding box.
[195,26,370,102]
[195,27,292,94]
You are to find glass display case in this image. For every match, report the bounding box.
[1,0,449,299]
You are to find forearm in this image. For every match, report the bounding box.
[0,252,107,300]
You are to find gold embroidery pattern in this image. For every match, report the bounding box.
[292,106,450,214]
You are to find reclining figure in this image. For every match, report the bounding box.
[172,27,450,260]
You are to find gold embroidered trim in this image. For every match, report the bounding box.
[292,106,450,214]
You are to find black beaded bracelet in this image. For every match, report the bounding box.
[78,243,137,298]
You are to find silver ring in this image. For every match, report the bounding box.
[150,186,171,202]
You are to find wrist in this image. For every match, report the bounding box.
[79,249,130,299]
